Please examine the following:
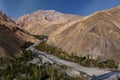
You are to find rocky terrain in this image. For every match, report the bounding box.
[0,11,37,57]
[17,6,120,63]
[17,10,81,36]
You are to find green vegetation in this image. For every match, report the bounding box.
[0,50,33,80]
[21,50,34,62]
[34,35,48,41]
[0,42,83,80]
[0,52,83,80]
[0,36,118,80]
[36,41,118,69]
[21,41,34,49]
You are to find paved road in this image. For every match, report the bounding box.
[27,41,120,80]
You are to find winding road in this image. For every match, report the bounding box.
[27,41,120,80]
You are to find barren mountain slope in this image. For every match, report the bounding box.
[17,6,120,63]
[0,11,37,57]
[17,10,81,36]
[47,6,120,63]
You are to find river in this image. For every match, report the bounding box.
[27,41,120,80]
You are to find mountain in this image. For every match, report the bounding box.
[17,10,81,35]
[17,7,120,63]
[0,11,37,57]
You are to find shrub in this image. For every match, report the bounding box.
[21,50,33,62]
[21,41,34,49]
[34,35,48,41]
[102,59,118,69]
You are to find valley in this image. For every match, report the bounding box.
[17,6,120,64]
[27,37,120,80]
[0,5,120,80]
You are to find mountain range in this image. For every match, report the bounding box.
[0,6,120,63]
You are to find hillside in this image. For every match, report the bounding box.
[17,6,120,63]
[0,11,37,57]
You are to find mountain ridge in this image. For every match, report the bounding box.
[16,6,120,63]
[0,11,37,57]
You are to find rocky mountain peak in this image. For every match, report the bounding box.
[29,10,64,21]
[17,10,70,27]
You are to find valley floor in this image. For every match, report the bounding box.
[27,41,120,80]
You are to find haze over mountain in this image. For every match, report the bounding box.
[0,11,37,57]
[16,6,120,63]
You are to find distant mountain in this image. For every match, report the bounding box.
[17,7,120,63]
[0,11,37,57]
[17,10,81,35]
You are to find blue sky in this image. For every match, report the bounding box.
[0,0,120,18]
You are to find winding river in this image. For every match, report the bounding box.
[27,41,120,80]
